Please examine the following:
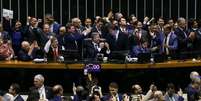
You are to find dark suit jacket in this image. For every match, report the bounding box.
[186,84,200,101]
[188,28,201,51]
[27,86,53,101]
[128,29,148,50]
[49,96,62,101]
[22,26,47,48]
[14,95,24,101]
[0,31,10,41]
[46,46,62,61]
[106,31,129,51]
[84,41,109,59]
[91,26,107,38]
[52,22,61,35]
[174,27,191,53]
[18,48,44,61]
[64,33,84,50]
[119,26,133,35]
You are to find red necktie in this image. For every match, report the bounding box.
[53,49,58,61]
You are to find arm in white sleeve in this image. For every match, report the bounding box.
[44,40,51,53]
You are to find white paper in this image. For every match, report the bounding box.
[3,9,13,19]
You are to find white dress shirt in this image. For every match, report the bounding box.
[38,85,47,99]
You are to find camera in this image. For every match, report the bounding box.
[93,86,100,92]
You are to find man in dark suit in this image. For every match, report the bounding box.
[0,23,10,41]
[174,17,195,53]
[18,41,43,61]
[65,23,84,50]
[128,21,148,50]
[8,83,24,101]
[118,17,132,35]
[91,18,107,38]
[106,25,129,51]
[22,17,43,44]
[44,37,62,62]
[84,32,110,60]
[103,82,122,101]
[27,74,53,101]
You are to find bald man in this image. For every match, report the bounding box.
[27,74,53,101]
[190,71,200,81]
[130,84,144,101]
[18,41,44,61]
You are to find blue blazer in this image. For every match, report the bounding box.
[161,32,178,54]
[49,96,62,101]
[130,45,150,57]
[52,22,61,35]
[164,94,184,101]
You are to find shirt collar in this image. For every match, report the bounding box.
[39,85,45,90]
[13,94,19,100]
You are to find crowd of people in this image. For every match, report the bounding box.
[0,71,200,101]
[0,11,201,101]
[0,11,201,62]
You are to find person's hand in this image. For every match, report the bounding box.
[154,91,164,101]
[27,16,31,21]
[147,17,155,25]
[30,42,35,48]
[98,86,102,92]
[150,84,157,92]
[6,57,11,61]
[150,32,155,37]
[163,44,169,48]
[34,22,39,28]
[33,41,39,48]
[82,29,91,36]
[91,85,96,92]
[177,88,183,96]
[143,16,149,23]
[122,93,130,101]
[104,42,110,49]
[107,10,113,19]
[189,32,196,40]
[110,96,117,101]
[4,16,10,21]
[151,47,158,52]
[135,29,139,33]
[39,98,48,101]
[72,83,77,95]
[99,42,105,49]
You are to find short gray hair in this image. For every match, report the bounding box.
[190,71,200,81]
[34,74,45,82]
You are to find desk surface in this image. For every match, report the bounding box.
[0,60,200,69]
